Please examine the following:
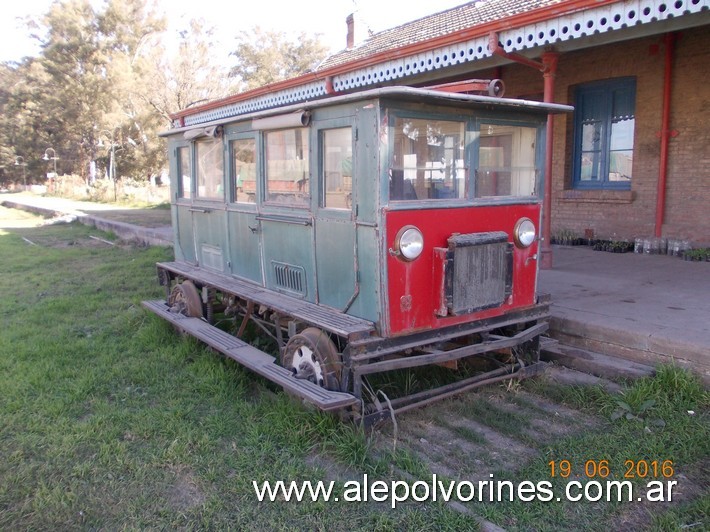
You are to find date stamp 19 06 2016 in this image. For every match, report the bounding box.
[549,459,675,479]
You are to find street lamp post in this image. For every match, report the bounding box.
[14,156,27,190]
[98,129,120,201]
[43,148,59,194]
[43,148,59,177]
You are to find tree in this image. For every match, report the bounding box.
[229,27,329,91]
[0,58,56,184]
[36,0,113,181]
[143,19,235,124]
[95,0,167,181]
[0,0,236,186]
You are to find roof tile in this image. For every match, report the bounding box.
[318,0,563,70]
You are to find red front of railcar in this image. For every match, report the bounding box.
[384,204,541,336]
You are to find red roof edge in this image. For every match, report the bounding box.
[171,0,621,122]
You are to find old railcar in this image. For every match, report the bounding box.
[143,86,572,423]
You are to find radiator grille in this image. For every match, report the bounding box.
[446,231,512,315]
[272,261,306,296]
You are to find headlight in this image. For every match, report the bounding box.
[394,226,424,261]
[514,218,536,248]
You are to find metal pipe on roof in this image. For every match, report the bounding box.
[487,32,546,72]
[251,110,312,130]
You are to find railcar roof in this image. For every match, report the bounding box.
[160,86,572,138]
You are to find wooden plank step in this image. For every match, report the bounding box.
[541,336,656,381]
[157,261,375,339]
[142,300,358,411]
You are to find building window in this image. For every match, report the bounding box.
[195,139,224,199]
[321,128,352,209]
[573,78,636,189]
[177,146,191,198]
[232,138,256,203]
[265,128,309,207]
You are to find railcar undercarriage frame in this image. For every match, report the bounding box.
[144,261,548,425]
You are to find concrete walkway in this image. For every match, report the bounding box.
[540,246,710,383]
[3,192,708,384]
[0,193,172,246]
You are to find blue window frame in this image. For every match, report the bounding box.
[572,78,636,189]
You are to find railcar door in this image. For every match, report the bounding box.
[258,127,316,301]
[193,138,229,272]
[226,135,263,283]
[313,123,358,310]
[173,144,196,263]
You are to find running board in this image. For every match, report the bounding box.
[142,300,358,411]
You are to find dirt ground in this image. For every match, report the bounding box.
[372,366,604,481]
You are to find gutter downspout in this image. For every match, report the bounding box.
[655,32,678,238]
[489,32,559,269]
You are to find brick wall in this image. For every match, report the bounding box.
[500,26,709,245]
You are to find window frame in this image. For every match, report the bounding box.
[387,110,470,204]
[229,135,258,205]
[319,126,354,212]
[472,120,542,200]
[176,144,192,200]
[263,127,311,208]
[194,137,225,201]
[572,77,636,190]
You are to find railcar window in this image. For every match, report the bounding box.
[265,128,310,207]
[177,146,191,198]
[390,117,466,201]
[322,128,352,209]
[232,138,256,203]
[195,139,224,199]
[476,124,538,198]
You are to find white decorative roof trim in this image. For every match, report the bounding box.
[178,0,708,127]
[181,80,327,127]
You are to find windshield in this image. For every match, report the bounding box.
[476,123,538,198]
[389,117,466,201]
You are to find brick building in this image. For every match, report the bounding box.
[173,0,709,260]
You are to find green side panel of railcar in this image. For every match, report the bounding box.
[175,206,196,263]
[260,220,316,300]
[314,217,356,309]
[347,224,380,324]
[227,210,263,284]
[192,210,228,273]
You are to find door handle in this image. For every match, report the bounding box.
[248,225,259,234]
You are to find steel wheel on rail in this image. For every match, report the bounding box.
[282,328,341,390]
[167,280,203,318]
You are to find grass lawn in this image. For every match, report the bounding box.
[0,208,707,530]
[0,212,471,530]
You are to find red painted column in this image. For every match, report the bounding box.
[540,51,559,270]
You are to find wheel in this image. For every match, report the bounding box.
[282,328,341,390]
[168,280,203,318]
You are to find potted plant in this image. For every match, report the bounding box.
[682,248,709,261]
[553,228,578,246]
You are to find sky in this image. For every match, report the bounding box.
[0,0,470,65]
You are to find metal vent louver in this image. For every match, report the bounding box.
[272,261,307,296]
